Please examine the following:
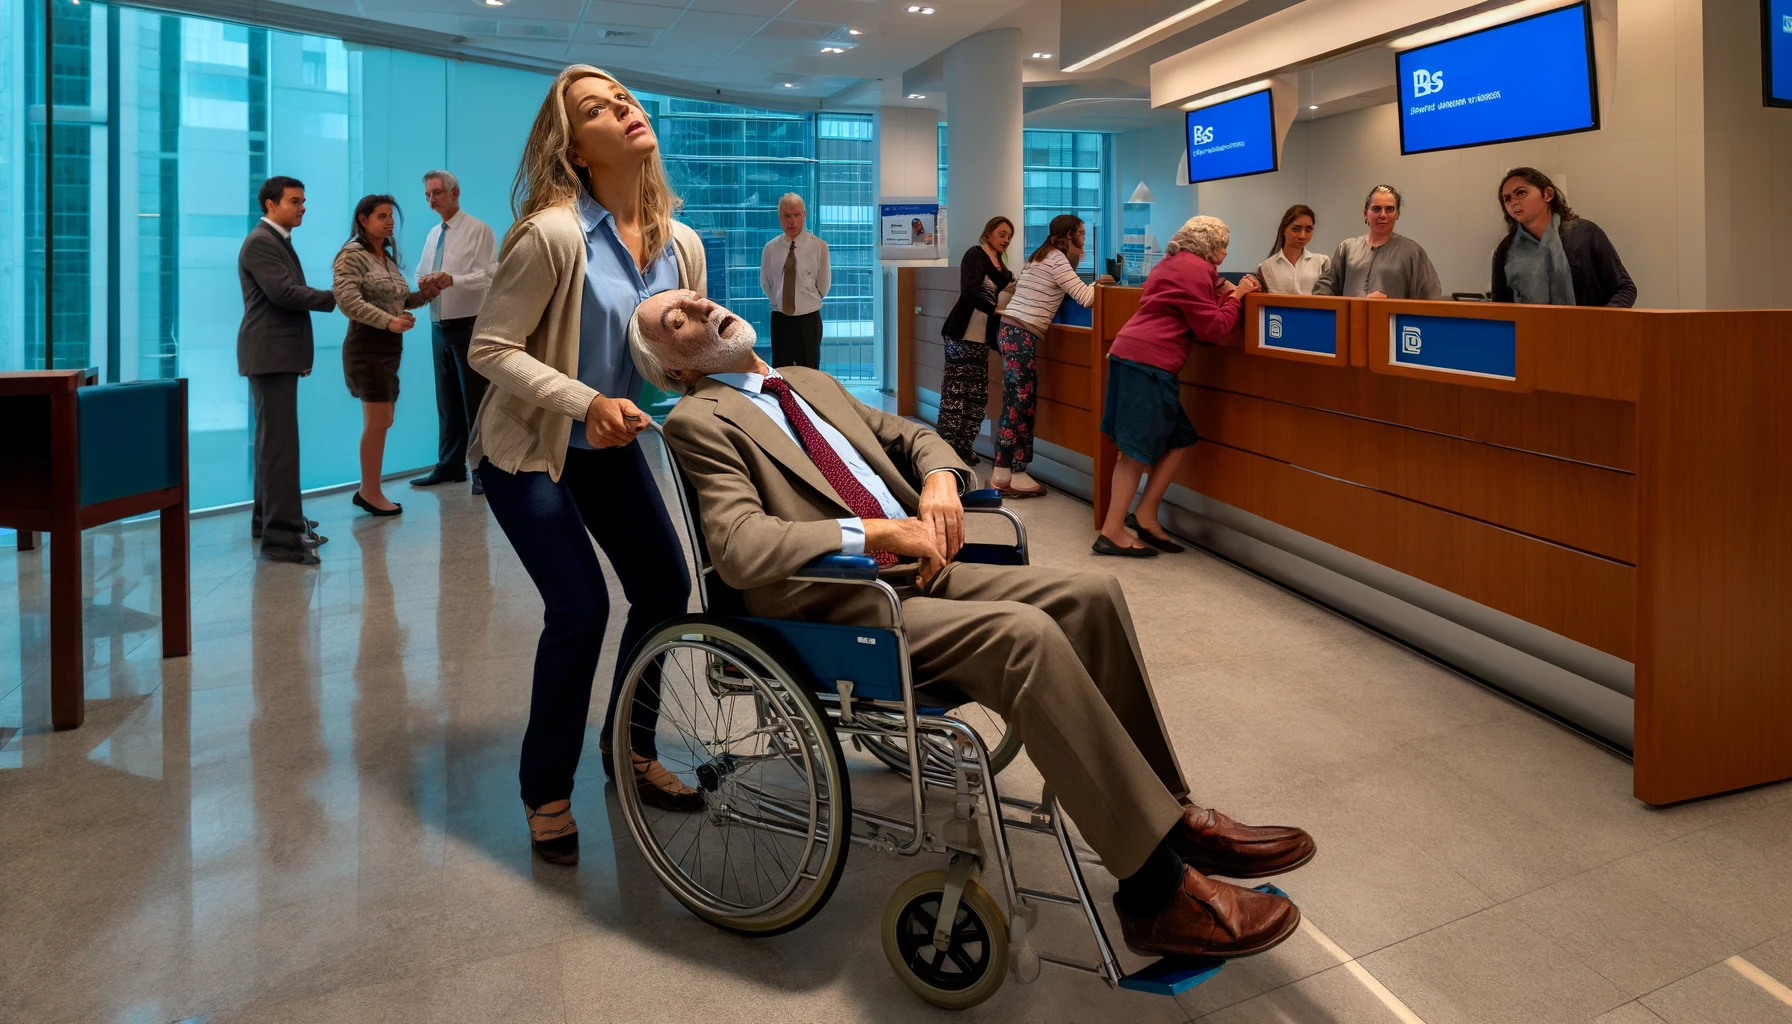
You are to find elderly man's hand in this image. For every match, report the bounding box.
[584,394,647,448]
[918,470,964,564]
[863,517,950,587]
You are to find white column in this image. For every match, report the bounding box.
[945,28,1023,255]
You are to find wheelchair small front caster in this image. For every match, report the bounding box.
[882,870,1009,1009]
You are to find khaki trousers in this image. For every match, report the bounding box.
[789,562,1188,878]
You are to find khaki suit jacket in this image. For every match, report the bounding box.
[661,367,969,617]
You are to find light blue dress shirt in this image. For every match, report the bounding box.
[569,191,681,450]
[710,369,952,554]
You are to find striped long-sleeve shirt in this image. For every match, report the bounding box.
[1002,248,1095,335]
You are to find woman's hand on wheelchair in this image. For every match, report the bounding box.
[918,471,965,563]
[584,394,647,448]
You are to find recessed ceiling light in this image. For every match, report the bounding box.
[483,0,505,6]
[783,82,797,88]
[1031,52,1052,59]
[848,28,863,35]
[907,93,926,99]
[821,46,844,53]
[1308,104,1318,110]
[907,6,934,13]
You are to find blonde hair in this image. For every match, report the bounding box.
[1165,215,1230,261]
[507,64,681,260]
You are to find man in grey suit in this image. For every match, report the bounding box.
[238,175,337,565]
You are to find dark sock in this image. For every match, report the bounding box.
[1114,836,1184,918]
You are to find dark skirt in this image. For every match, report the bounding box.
[1099,355,1198,465]
[343,320,403,402]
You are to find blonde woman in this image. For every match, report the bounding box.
[467,65,708,865]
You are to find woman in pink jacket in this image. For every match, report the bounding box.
[1094,215,1258,557]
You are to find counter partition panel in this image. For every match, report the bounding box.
[1074,288,1790,805]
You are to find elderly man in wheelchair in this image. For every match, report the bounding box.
[609,289,1317,1008]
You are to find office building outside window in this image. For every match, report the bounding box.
[935,124,1113,276]
[0,1,880,512]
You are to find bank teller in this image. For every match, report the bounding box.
[1256,204,1329,294]
[1313,185,1442,300]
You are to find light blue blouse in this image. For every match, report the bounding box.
[568,191,680,450]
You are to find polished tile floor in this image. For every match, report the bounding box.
[3,443,1791,1024]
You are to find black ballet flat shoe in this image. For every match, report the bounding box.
[1125,513,1185,553]
[525,802,579,865]
[1092,534,1159,558]
[352,491,403,517]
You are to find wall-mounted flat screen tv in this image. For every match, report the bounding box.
[1397,4,1599,154]
[1766,0,1792,107]
[1185,88,1278,184]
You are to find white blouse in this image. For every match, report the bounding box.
[1256,248,1330,295]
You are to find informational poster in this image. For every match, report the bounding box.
[877,197,943,261]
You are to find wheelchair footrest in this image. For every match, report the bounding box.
[1114,885,1290,997]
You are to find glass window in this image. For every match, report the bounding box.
[936,124,1112,275]
[1,2,884,512]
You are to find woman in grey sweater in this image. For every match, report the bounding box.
[333,194,435,517]
[1313,185,1443,300]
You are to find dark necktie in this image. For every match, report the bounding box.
[759,376,896,567]
[782,237,798,315]
[278,232,305,283]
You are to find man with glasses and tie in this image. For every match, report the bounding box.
[412,169,498,494]
[237,175,337,565]
[759,192,831,370]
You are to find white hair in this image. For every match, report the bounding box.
[777,192,806,211]
[1164,215,1230,260]
[627,308,678,394]
[423,169,459,191]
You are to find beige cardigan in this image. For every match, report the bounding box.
[467,204,706,481]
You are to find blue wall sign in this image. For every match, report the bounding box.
[1258,305,1336,357]
[1389,314,1516,380]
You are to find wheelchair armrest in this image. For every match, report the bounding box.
[791,553,881,581]
[962,488,1003,510]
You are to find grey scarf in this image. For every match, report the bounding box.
[1505,214,1576,306]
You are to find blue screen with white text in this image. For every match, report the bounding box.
[1397,5,1596,154]
[1185,89,1277,184]
[1770,0,1792,104]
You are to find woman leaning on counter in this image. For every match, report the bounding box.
[1095,216,1257,558]
[1491,167,1636,308]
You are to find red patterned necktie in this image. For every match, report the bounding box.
[759,376,897,567]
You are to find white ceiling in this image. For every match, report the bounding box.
[288,0,1038,105]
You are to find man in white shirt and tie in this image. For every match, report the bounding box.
[759,193,830,369]
[412,169,497,493]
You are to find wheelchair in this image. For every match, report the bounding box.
[610,422,1253,1009]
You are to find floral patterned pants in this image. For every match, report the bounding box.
[994,321,1038,471]
[936,339,991,459]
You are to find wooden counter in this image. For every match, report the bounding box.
[897,268,1791,804]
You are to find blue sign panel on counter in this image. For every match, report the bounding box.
[1259,305,1337,356]
[1389,314,1516,380]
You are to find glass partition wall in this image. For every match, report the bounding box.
[0,0,877,512]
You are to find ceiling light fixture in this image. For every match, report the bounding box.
[821,46,844,53]
[848,29,863,35]
[1031,52,1052,59]
[906,6,935,14]
[907,93,926,99]
[1309,104,1318,109]
[483,0,505,5]
[1063,0,1226,73]
[783,82,797,88]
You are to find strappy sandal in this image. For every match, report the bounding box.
[524,800,579,865]
[601,740,704,811]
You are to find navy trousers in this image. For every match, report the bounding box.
[479,443,691,807]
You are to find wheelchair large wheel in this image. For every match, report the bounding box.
[614,615,851,937]
[881,870,1009,1009]
[859,704,1022,778]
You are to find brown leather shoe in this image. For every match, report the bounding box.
[1170,804,1316,879]
[1116,866,1301,959]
